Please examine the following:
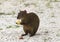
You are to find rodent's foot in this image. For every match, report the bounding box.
[21,34,27,36]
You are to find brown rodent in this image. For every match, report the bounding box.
[16,10,39,37]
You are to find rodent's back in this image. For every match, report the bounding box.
[27,12,39,34]
[27,12,39,28]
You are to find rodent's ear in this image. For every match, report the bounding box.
[24,10,27,13]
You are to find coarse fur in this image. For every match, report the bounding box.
[16,10,39,37]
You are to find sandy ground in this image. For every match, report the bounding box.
[0,0,60,42]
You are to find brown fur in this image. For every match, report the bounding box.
[16,10,39,37]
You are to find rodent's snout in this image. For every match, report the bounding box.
[16,19,21,25]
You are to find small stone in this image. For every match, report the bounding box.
[19,36,24,39]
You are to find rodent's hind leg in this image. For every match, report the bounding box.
[29,31,35,37]
[21,29,28,36]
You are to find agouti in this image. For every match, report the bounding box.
[16,10,39,37]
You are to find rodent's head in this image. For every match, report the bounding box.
[17,10,27,19]
[16,10,28,25]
